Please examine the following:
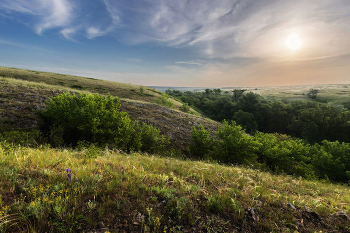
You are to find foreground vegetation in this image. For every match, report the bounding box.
[1,143,350,232]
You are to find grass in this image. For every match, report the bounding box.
[0,144,350,232]
[0,76,218,152]
[0,66,196,112]
[219,84,350,107]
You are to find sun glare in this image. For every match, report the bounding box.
[285,34,302,50]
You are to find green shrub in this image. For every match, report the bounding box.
[139,86,145,95]
[179,103,190,113]
[189,126,214,159]
[155,96,174,108]
[37,93,169,153]
[254,132,315,178]
[0,130,42,146]
[206,195,228,213]
[311,140,350,182]
[38,93,130,146]
[213,121,260,165]
[133,122,170,154]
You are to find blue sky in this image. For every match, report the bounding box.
[0,0,350,87]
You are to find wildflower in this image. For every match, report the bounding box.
[75,178,78,181]
[66,168,72,182]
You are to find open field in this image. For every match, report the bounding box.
[153,84,350,107]
[220,84,350,106]
[1,144,350,232]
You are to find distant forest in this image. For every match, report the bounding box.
[166,89,350,144]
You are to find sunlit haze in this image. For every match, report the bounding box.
[0,0,349,87]
[285,34,302,50]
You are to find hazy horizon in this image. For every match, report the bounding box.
[1,0,350,87]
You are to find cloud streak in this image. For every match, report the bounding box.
[0,0,121,40]
[0,0,73,34]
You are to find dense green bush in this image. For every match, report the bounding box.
[0,129,42,146]
[311,140,350,182]
[254,132,315,178]
[38,93,169,153]
[189,121,260,165]
[132,121,170,154]
[38,93,129,146]
[189,125,214,159]
[214,121,260,164]
[189,123,350,183]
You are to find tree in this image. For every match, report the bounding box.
[307,89,319,99]
[213,89,222,95]
[232,110,258,134]
[205,88,213,95]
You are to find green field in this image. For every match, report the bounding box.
[220,84,350,106]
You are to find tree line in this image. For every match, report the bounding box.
[166,89,350,144]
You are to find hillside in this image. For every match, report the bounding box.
[1,145,350,232]
[0,66,197,112]
[0,76,219,153]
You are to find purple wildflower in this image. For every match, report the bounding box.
[66,168,72,182]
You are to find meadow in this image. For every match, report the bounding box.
[1,143,350,232]
[220,84,350,106]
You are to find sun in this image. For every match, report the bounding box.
[285,34,302,50]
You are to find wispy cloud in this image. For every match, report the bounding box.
[175,60,204,66]
[0,0,73,34]
[0,0,121,40]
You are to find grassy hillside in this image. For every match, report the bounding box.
[1,144,350,232]
[0,66,193,111]
[220,84,350,106]
[0,77,219,153]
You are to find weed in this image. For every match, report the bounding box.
[155,96,174,108]
[139,86,145,95]
[206,195,227,213]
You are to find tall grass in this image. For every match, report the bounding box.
[0,143,350,232]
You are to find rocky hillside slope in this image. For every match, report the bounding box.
[0,76,220,152]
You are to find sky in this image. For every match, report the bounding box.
[0,0,350,87]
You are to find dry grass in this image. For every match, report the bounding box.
[0,77,218,152]
[0,66,196,112]
[0,144,350,232]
